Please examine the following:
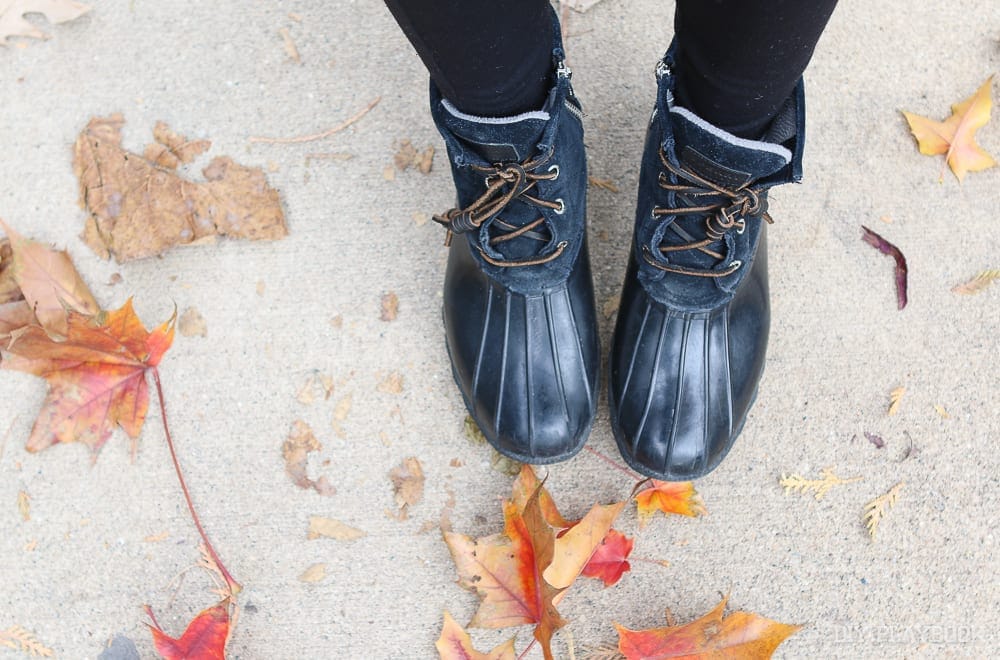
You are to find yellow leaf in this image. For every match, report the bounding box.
[863,482,904,540]
[307,516,365,541]
[952,269,1000,295]
[887,386,906,416]
[902,77,995,180]
[298,563,327,583]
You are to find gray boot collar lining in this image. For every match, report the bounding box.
[441,98,551,124]
[668,105,793,163]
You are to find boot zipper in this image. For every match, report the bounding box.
[655,58,672,80]
[556,60,572,79]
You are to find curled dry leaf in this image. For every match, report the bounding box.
[902,76,995,181]
[0,0,90,46]
[634,480,706,529]
[0,220,99,337]
[865,431,886,449]
[615,595,801,659]
[307,515,365,541]
[282,420,335,496]
[389,456,425,520]
[779,467,862,501]
[436,611,516,660]
[1,299,175,455]
[863,481,904,540]
[146,600,229,660]
[74,115,287,262]
[178,307,207,338]
[861,226,908,310]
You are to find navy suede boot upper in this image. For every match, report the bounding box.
[430,28,598,464]
[610,47,804,480]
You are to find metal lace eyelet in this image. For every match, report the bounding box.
[554,198,566,215]
[547,164,560,179]
[728,260,743,271]
[736,219,746,235]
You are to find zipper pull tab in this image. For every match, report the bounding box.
[556,60,573,79]
[655,58,672,80]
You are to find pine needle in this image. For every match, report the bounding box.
[863,482,905,540]
[887,386,905,416]
[952,269,1000,295]
[780,467,863,501]
[0,625,54,657]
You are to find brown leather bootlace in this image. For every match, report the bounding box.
[642,148,773,278]
[433,149,567,267]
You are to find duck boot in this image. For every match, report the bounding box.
[609,48,804,480]
[429,46,598,464]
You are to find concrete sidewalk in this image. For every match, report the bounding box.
[1,1,997,657]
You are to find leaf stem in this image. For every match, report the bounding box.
[584,446,642,481]
[153,368,242,595]
[516,638,537,660]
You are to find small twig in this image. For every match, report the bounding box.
[154,369,242,595]
[249,97,380,144]
[584,446,642,480]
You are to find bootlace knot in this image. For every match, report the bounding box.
[433,149,567,267]
[643,149,772,278]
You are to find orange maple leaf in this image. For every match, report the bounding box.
[634,480,706,529]
[581,528,634,587]
[1,299,175,455]
[615,595,801,659]
[146,600,230,660]
[436,611,516,660]
[902,76,995,180]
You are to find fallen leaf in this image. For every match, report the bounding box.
[588,176,620,193]
[389,456,424,520]
[393,139,435,174]
[383,165,396,181]
[331,393,352,438]
[933,404,951,419]
[298,563,327,583]
[278,27,300,63]
[296,371,334,404]
[634,480,706,529]
[146,600,229,660]
[378,371,404,394]
[0,0,90,46]
[861,226,908,310]
[436,611,516,660]
[1,299,175,455]
[581,528,633,587]
[602,295,620,319]
[887,387,905,416]
[307,515,365,541]
[615,595,801,659]
[0,220,100,336]
[143,121,211,169]
[779,467,863,501]
[0,624,53,657]
[545,501,625,593]
[412,212,429,227]
[510,464,572,529]
[952,269,1000,295]
[444,486,566,660]
[282,420,335,496]
[864,431,885,449]
[463,415,486,446]
[490,450,522,476]
[380,291,399,321]
[0,237,20,303]
[902,76,995,180]
[74,115,287,262]
[17,490,29,521]
[255,280,266,296]
[0,300,33,347]
[178,307,207,338]
[23,539,37,551]
[863,482,904,540]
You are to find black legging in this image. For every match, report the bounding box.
[384,0,837,139]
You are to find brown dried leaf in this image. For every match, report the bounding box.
[331,393,352,438]
[380,291,399,321]
[864,432,885,449]
[307,515,365,540]
[389,456,425,520]
[377,371,404,394]
[178,306,207,337]
[296,371,334,404]
[0,0,90,46]
[861,226,908,309]
[887,387,905,416]
[393,139,434,174]
[0,237,19,304]
[143,121,212,169]
[952,269,1000,295]
[281,420,335,496]
[74,115,287,262]
[298,563,327,583]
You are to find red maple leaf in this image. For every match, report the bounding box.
[1,299,175,455]
[581,528,634,587]
[146,600,230,660]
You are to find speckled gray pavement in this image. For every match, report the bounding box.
[1,1,997,658]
